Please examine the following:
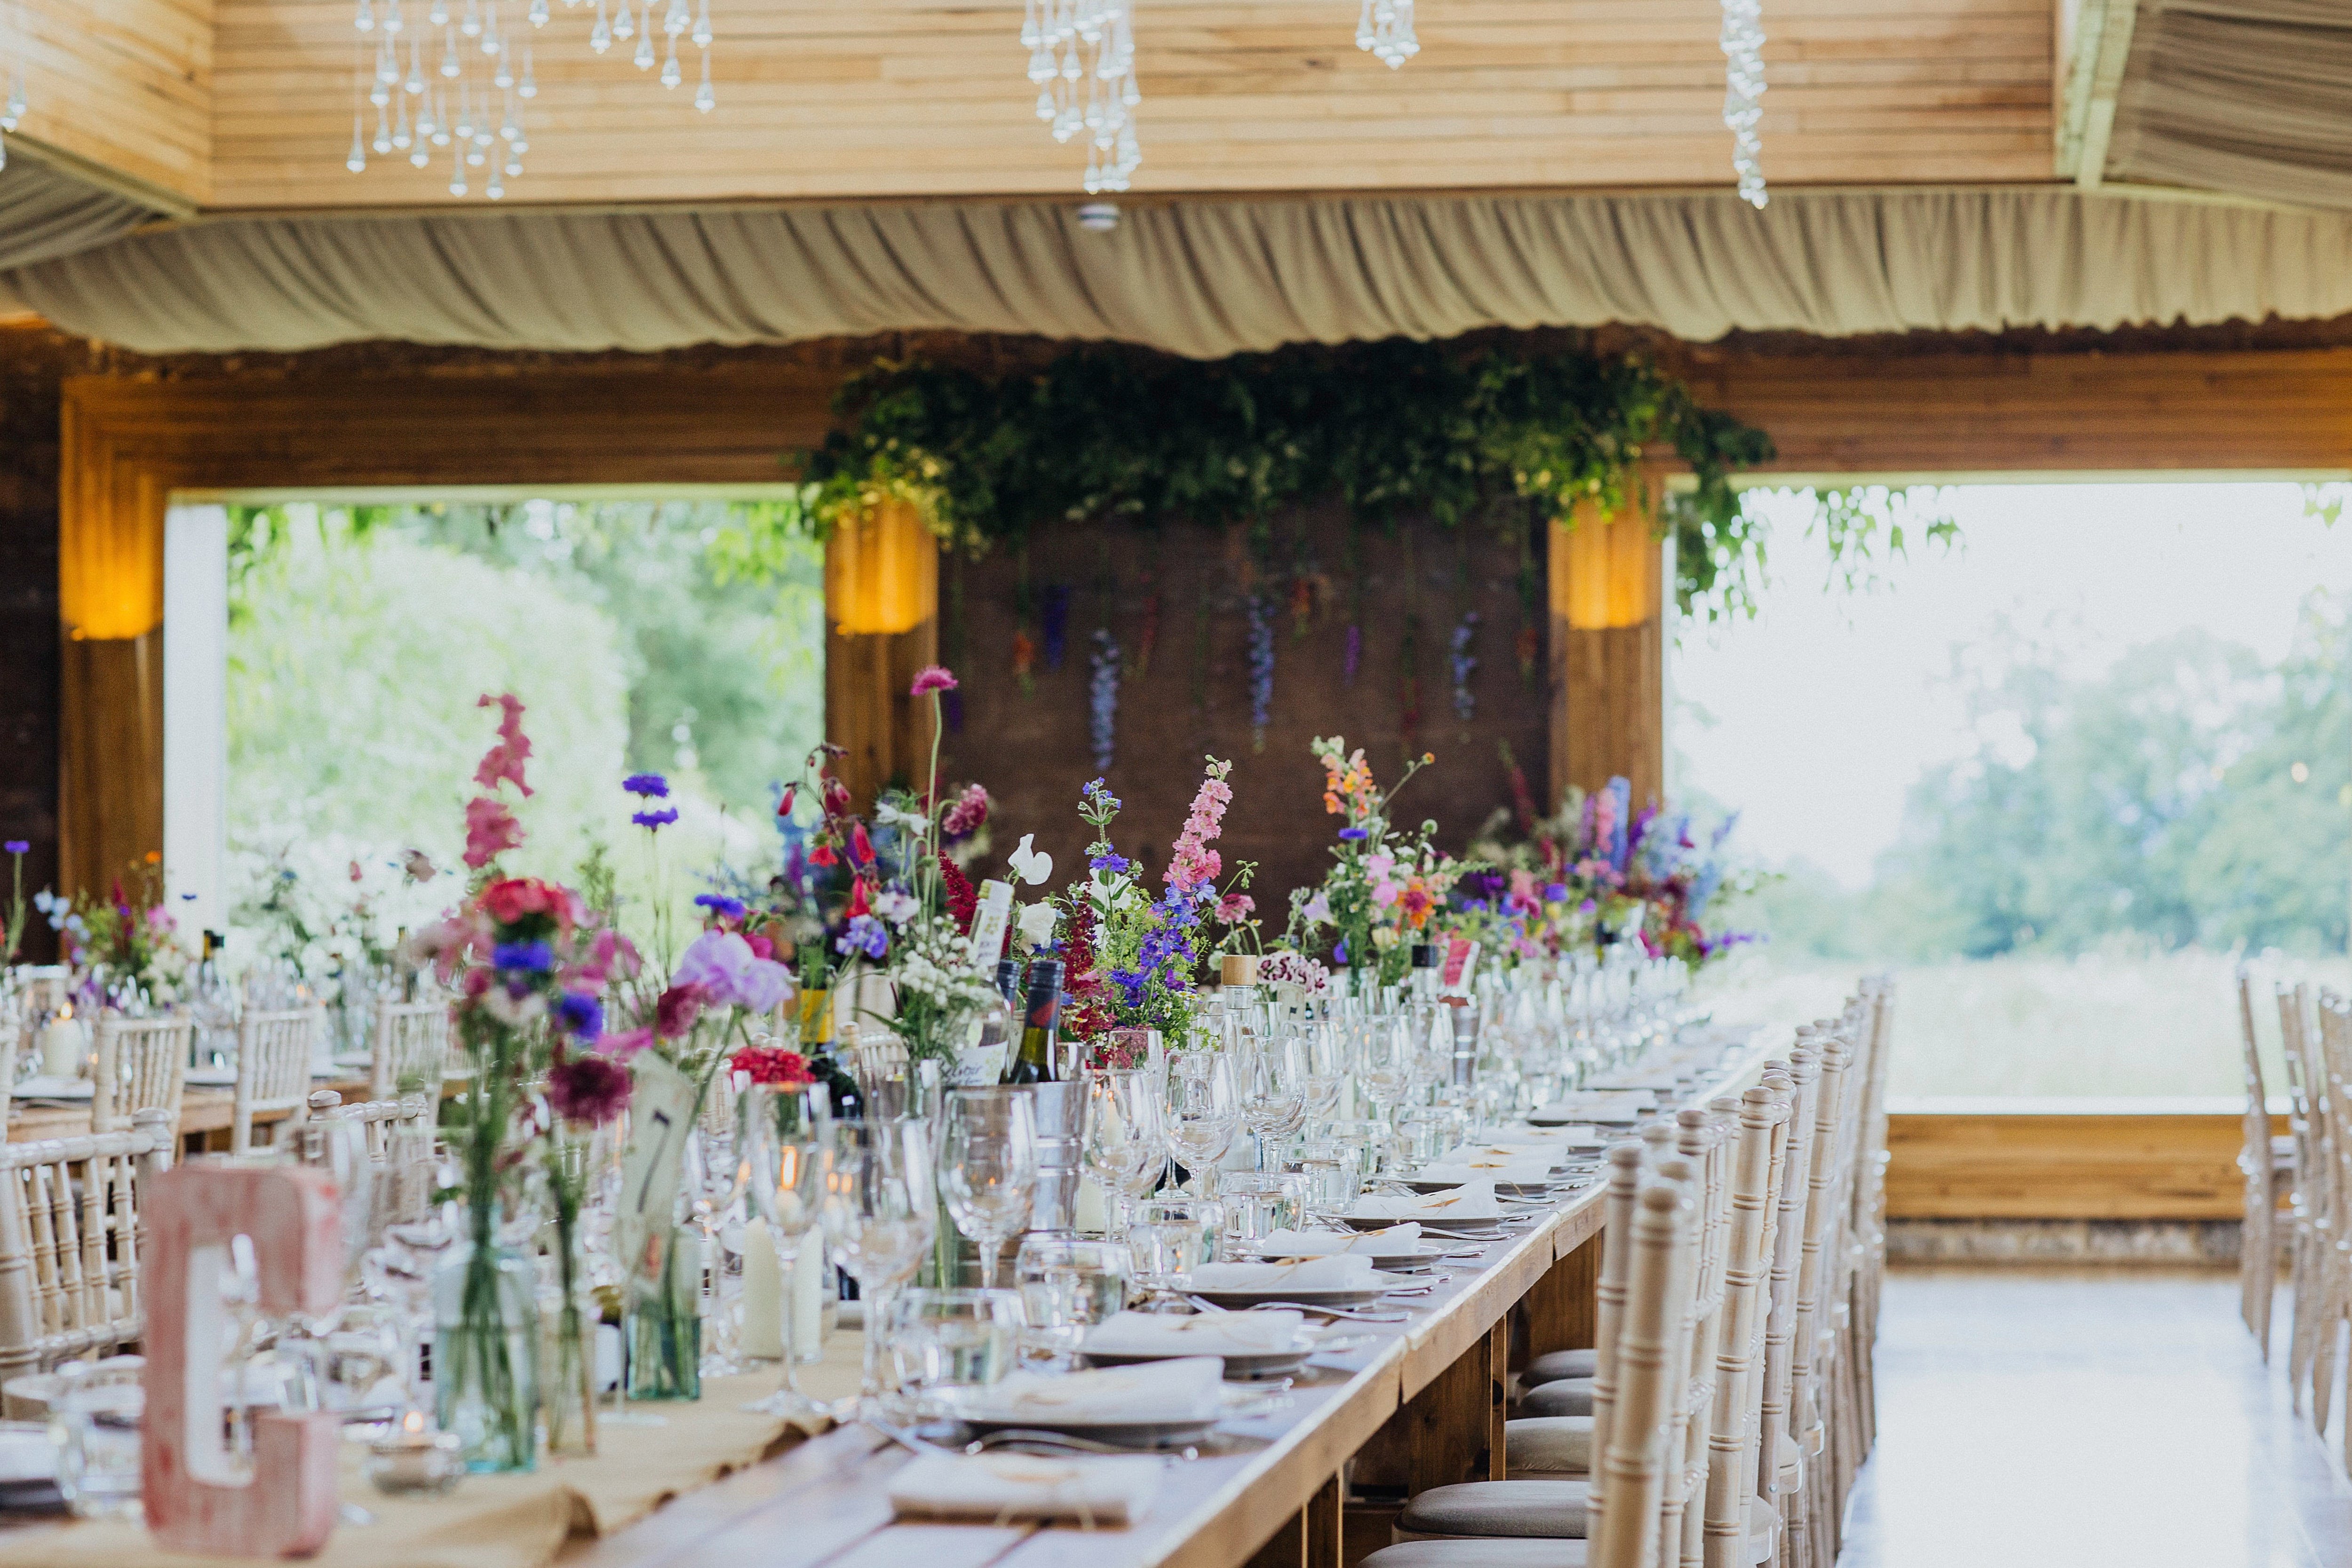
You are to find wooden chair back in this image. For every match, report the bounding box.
[92,1012,192,1138]
[0,1109,174,1379]
[369,998,450,1101]
[1588,1173,1699,1568]
[233,1006,320,1156]
[2235,969,2279,1356]
[1702,1080,1792,1568]
[1755,1045,1821,1517]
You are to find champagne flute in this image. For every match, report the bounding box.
[1163,1049,1237,1195]
[1081,1066,1165,1233]
[822,1117,936,1414]
[738,1080,834,1419]
[936,1088,1038,1290]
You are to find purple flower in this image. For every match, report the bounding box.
[910,665,960,697]
[2,840,25,855]
[1450,610,1479,722]
[548,1053,632,1125]
[1337,827,1368,842]
[622,773,670,798]
[1544,882,1570,903]
[1090,852,1133,875]
[694,893,748,920]
[1088,629,1120,774]
[834,914,890,961]
[492,940,554,974]
[1246,587,1276,750]
[555,990,604,1039]
[674,929,795,1013]
[1333,939,1350,966]
[632,807,679,830]
[1343,623,1361,687]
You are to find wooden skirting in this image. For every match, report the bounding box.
[1885,1100,2280,1221]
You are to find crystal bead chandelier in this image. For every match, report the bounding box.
[345,0,715,198]
[1356,0,1417,68]
[1719,0,1767,206]
[1021,0,1139,194]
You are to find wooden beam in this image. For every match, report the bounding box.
[1548,494,1665,809]
[1884,1105,2280,1220]
[6,0,212,209]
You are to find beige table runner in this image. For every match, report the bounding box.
[5,1346,866,1568]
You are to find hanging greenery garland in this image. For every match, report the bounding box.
[790,337,1778,620]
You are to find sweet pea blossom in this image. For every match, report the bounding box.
[673,929,795,1014]
[1016,902,1059,948]
[474,693,534,797]
[1008,834,1054,886]
[875,887,920,926]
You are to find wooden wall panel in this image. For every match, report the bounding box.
[206,0,2054,208]
[1884,1109,2273,1220]
[5,0,212,207]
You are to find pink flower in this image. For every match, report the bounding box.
[473,693,535,798]
[730,1045,815,1087]
[463,797,524,870]
[1166,756,1234,893]
[1215,893,1255,923]
[910,665,959,697]
[655,984,708,1039]
[1364,852,1396,880]
[1371,880,1402,908]
[942,784,990,840]
[547,1053,632,1125]
[673,930,795,1014]
[599,1026,655,1059]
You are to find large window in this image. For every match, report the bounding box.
[220,497,824,974]
[1683,482,2352,1098]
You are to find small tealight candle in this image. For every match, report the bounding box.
[365,1410,465,1497]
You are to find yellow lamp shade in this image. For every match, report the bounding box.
[824,500,938,635]
[1554,499,1659,630]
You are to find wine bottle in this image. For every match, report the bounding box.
[1001,958,1064,1085]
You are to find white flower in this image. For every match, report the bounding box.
[1008,834,1054,886]
[1017,901,1060,948]
[1086,866,1138,913]
[875,887,920,927]
[874,800,929,834]
[483,985,547,1029]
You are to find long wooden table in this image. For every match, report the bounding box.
[566,1030,1778,1568]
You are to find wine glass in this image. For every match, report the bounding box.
[1081,1066,1165,1232]
[1163,1050,1237,1194]
[738,1080,833,1419]
[1298,1021,1346,1129]
[1238,1036,1308,1171]
[821,1117,936,1413]
[936,1088,1038,1291]
[684,1117,749,1377]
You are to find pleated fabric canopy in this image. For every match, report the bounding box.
[7,182,2352,356]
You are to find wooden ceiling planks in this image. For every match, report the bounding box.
[4,0,214,207]
[203,0,2057,209]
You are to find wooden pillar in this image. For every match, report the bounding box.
[59,631,163,901]
[821,503,941,811]
[1548,489,1666,809]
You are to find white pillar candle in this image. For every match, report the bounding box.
[739,1218,786,1360]
[40,1012,86,1079]
[1073,1174,1109,1234]
[790,1235,825,1360]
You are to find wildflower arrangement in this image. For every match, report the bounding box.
[36,855,195,1004]
[1463,773,1756,968]
[1287,736,1468,987]
[1055,758,1255,1046]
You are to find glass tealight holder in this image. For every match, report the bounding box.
[366,1410,468,1497]
[1289,1140,1356,1209]
[1012,1237,1132,1358]
[885,1287,1025,1402]
[1216,1171,1311,1250]
[1127,1195,1221,1301]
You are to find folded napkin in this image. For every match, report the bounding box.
[1415,1156,1557,1186]
[1185,1256,1378,1291]
[1084,1309,1309,1356]
[1252,1224,1422,1256]
[888,1452,1165,1524]
[1587,1070,1686,1091]
[1347,1180,1504,1222]
[1531,1092,1656,1121]
[955,1355,1225,1424]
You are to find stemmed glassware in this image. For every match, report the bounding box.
[1162,1049,1238,1194]
[822,1117,936,1412]
[936,1087,1038,1290]
[683,1115,748,1377]
[1238,1036,1308,1171]
[737,1080,834,1419]
[1081,1066,1166,1232]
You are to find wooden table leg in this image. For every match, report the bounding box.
[1244,1504,1305,1568]
[1307,1472,1343,1568]
[1519,1233,1601,1363]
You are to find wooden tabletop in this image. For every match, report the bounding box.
[567,1029,1779,1568]
[6,1075,379,1148]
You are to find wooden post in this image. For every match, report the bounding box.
[1548,489,1666,809]
[1522,1233,1604,1362]
[822,505,941,812]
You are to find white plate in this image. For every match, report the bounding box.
[1398,1175,1553,1198]
[941,1380,1259,1446]
[0,1424,54,1486]
[11,1076,91,1100]
[1079,1341,1316,1380]
[1182,1270,1416,1308]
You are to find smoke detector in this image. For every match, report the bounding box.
[1075,202,1121,233]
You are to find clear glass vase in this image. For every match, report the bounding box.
[626,1225,702,1402]
[433,1241,540,1473]
[538,1278,597,1457]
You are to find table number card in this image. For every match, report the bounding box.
[615,1052,699,1291]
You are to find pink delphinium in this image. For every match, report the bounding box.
[463,797,524,870]
[473,692,535,797]
[1215,892,1255,924]
[1166,756,1233,893]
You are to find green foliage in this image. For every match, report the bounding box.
[1766,596,2352,962]
[793,341,1780,620]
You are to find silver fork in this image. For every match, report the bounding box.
[1187,1294,1410,1323]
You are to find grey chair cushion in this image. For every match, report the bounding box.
[1505,1416,1592,1476]
[1519,1377,1595,1418]
[1396,1480,1591,1539]
[1363,1540,1587,1568]
[1522,1347,1599,1386]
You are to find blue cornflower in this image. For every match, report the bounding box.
[492,940,555,974]
[693,893,747,920]
[1337,827,1368,842]
[1089,852,1133,875]
[555,991,604,1039]
[632,807,679,830]
[1333,939,1350,966]
[2,840,25,855]
[622,773,670,798]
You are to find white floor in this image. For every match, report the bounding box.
[1839,1267,2352,1568]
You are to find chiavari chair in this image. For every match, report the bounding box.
[232,1005,321,1156]
[2279,982,2332,1412]
[2232,970,2286,1357]
[369,997,451,1102]
[0,1109,174,1380]
[2309,993,2352,1455]
[91,1012,192,1141]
